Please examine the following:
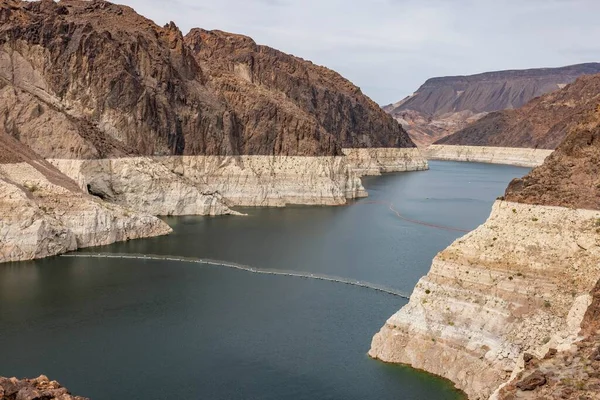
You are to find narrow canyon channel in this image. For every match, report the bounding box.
[0,161,529,400]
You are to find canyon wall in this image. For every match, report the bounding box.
[0,0,424,220]
[424,145,553,167]
[370,201,600,399]
[49,150,428,210]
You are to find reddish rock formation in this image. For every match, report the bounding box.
[493,75,600,400]
[385,64,600,146]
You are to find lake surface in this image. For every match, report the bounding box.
[0,161,529,400]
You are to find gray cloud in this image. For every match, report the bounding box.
[115,0,600,105]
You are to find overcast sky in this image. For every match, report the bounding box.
[116,0,600,105]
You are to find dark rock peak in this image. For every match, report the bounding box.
[0,0,414,158]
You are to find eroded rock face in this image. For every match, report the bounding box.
[49,158,237,215]
[341,148,428,175]
[185,28,414,153]
[385,64,600,146]
[505,104,600,210]
[0,375,88,400]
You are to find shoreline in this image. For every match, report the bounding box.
[1,149,428,264]
[424,145,554,167]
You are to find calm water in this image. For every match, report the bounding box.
[0,161,529,400]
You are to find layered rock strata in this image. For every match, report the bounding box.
[50,155,371,208]
[0,161,171,262]
[424,145,553,167]
[48,158,236,215]
[342,148,428,176]
[0,133,171,263]
[369,201,600,399]
[0,375,88,400]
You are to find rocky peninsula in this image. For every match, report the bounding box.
[370,92,600,399]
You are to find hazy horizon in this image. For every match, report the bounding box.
[114,0,600,105]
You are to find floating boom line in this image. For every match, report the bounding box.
[61,253,411,299]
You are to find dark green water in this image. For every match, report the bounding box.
[0,161,529,400]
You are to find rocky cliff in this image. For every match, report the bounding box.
[0,375,88,400]
[0,0,424,217]
[385,64,600,146]
[370,90,600,399]
[185,28,414,152]
[437,73,600,150]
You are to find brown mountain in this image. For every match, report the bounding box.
[185,29,413,153]
[385,64,600,146]
[437,73,600,149]
[0,0,413,159]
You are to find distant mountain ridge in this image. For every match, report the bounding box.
[385,63,600,146]
[437,73,600,149]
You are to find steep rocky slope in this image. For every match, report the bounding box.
[385,64,600,146]
[0,375,88,400]
[370,93,600,399]
[185,28,414,152]
[0,0,424,214]
[437,73,600,150]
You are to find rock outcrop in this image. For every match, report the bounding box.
[0,0,423,217]
[437,73,600,150]
[0,375,88,400]
[424,145,553,167]
[385,64,600,146]
[371,85,600,399]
